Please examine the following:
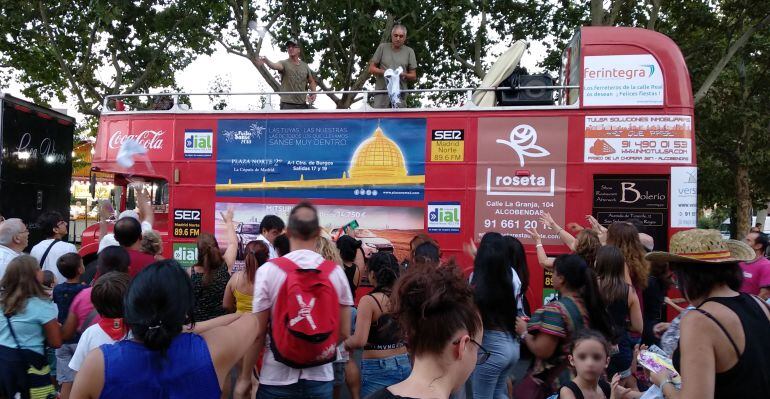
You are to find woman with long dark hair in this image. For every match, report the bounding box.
[469,232,519,399]
[191,209,237,322]
[594,245,642,383]
[647,229,770,399]
[515,254,613,397]
[71,260,259,398]
[344,252,409,397]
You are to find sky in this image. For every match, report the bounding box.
[4,32,547,126]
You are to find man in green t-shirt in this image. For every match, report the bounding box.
[368,25,418,108]
[257,38,317,109]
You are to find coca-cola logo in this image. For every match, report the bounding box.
[108,130,165,150]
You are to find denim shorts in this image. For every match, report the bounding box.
[360,353,411,398]
[333,362,346,386]
[55,343,78,383]
[256,379,333,399]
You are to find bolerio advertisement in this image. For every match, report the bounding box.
[215,118,426,200]
[474,117,568,245]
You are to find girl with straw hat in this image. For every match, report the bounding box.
[645,229,770,399]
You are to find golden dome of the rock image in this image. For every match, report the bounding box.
[216,120,424,192]
[349,127,407,179]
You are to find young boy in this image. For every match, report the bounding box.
[68,271,131,373]
[52,253,87,399]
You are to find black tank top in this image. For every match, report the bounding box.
[365,293,404,351]
[673,293,770,399]
[606,285,630,342]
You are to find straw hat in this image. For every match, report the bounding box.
[645,229,754,264]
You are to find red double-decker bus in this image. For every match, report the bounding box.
[81,26,697,306]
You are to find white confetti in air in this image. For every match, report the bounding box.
[116,139,147,168]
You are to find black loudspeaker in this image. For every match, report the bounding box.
[496,73,555,106]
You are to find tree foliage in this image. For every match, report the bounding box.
[0,0,228,116]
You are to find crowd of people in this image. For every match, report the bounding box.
[1,195,770,399]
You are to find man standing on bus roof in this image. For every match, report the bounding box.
[368,24,417,108]
[257,38,317,110]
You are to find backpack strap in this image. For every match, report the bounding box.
[3,314,23,350]
[316,260,338,276]
[270,256,300,274]
[39,239,60,267]
[560,381,585,399]
[78,309,99,335]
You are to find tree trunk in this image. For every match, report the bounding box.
[590,0,604,26]
[734,164,752,238]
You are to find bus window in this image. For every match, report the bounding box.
[121,177,169,215]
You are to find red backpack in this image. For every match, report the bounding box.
[269,257,340,368]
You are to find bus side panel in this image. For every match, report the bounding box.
[424,116,475,272]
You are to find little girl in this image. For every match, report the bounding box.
[557,329,628,399]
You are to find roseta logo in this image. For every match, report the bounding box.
[584,64,655,80]
[108,130,165,150]
[495,174,546,187]
[487,123,556,197]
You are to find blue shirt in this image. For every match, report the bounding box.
[0,297,58,354]
[53,282,89,344]
[52,282,88,323]
[99,333,220,399]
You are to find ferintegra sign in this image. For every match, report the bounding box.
[583,54,664,106]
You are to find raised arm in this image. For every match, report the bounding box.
[586,215,608,245]
[525,227,555,270]
[135,188,153,228]
[257,56,283,71]
[221,208,237,273]
[98,200,113,242]
[540,212,576,250]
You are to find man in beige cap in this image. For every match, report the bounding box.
[258,38,317,109]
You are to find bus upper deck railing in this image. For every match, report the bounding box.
[102,85,581,113]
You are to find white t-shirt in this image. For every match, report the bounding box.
[0,245,20,281]
[30,239,78,284]
[256,234,278,259]
[98,220,153,253]
[252,249,354,385]
[68,324,130,372]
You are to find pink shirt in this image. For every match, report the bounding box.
[739,257,770,295]
[69,287,101,331]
